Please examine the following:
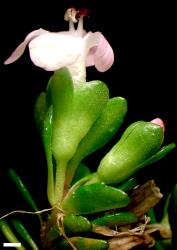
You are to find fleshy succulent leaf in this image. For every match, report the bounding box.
[97,120,164,184]
[55,236,108,250]
[91,212,138,227]
[65,96,127,187]
[43,106,55,206]
[63,214,91,234]
[62,183,130,214]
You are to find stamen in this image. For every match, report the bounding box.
[76,8,90,19]
[64,8,78,32]
[77,16,84,36]
[64,8,78,23]
[76,9,90,36]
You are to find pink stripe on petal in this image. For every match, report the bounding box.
[4,29,48,65]
[151,118,165,132]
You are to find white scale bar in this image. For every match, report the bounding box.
[3,243,21,247]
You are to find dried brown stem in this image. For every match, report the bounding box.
[108,233,155,250]
[126,180,163,217]
[107,222,171,250]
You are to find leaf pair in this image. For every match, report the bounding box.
[34,68,128,204]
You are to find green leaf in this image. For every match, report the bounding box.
[154,241,166,250]
[117,177,139,192]
[8,169,38,212]
[63,214,91,234]
[53,79,109,204]
[91,212,138,227]
[47,68,74,162]
[147,208,157,224]
[97,121,164,184]
[0,219,25,250]
[62,183,130,215]
[52,79,109,163]
[12,220,39,250]
[138,143,176,168]
[76,97,127,157]
[43,106,55,206]
[34,92,47,135]
[71,163,91,185]
[66,97,127,187]
[168,183,177,248]
[46,68,74,203]
[46,67,74,118]
[55,237,108,250]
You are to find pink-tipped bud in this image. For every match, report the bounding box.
[151,118,165,132]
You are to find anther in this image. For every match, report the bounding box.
[76,8,90,19]
[64,7,78,23]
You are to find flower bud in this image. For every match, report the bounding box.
[97,120,164,184]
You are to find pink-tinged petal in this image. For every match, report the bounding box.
[85,32,114,72]
[85,46,96,66]
[29,33,84,71]
[94,33,114,72]
[151,118,165,132]
[4,29,48,65]
[84,32,100,66]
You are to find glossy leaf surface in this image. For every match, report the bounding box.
[56,236,108,250]
[66,97,127,186]
[62,183,130,214]
[98,121,164,184]
[63,214,91,234]
[91,212,137,227]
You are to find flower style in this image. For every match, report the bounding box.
[4,8,114,86]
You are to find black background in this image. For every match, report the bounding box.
[0,0,176,242]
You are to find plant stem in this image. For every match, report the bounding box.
[54,160,67,205]
[46,150,55,206]
[65,155,80,190]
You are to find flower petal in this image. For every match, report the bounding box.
[85,32,114,72]
[94,33,114,72]
[4,29,48,65]
[29,33,84,71]
[151,118,165,132]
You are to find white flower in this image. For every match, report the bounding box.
[4,8,114,85]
